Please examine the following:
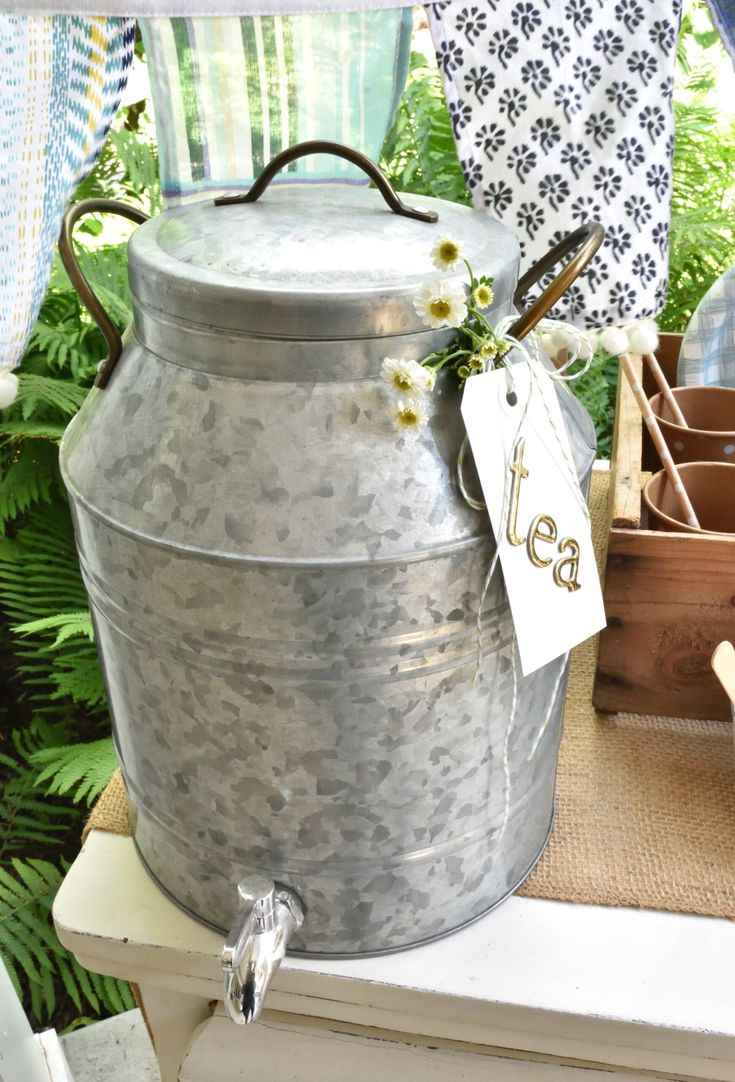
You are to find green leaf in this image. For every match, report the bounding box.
[0,440,58,532]
[0,421,68,441]
[16,373,88,422]
[0,857,134,1024]
[32,738,118,805]
[14,612,94,649]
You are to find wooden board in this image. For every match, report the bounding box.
[180,1010,663,1082]
[608,353,642,529]
[593,334,735,721]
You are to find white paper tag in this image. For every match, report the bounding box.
[460,360,606,676]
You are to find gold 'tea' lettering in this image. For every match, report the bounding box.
[553,537,582,593]
[527,514,557,567]
[507,438,528,546]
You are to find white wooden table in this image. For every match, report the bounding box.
[53,830,735,1082]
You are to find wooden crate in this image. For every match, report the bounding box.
[593,333,735,721]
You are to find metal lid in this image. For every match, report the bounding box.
[127,184,520,341]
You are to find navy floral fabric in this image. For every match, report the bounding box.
[426,0,682,325]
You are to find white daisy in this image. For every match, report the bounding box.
[478,338,499,360]
[381,357,434,397]
[430,235,462,271]
[413,280,468,330]
[391,398,429,432]
[472,282,494,309]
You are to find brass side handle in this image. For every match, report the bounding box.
[58,198,149,389]
[214,139,438,224]
[509,223,605,343]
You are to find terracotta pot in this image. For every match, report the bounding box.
[643,461,735,534]
[649,385,735,463]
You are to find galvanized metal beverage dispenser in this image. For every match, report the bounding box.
[59,143,602,1023]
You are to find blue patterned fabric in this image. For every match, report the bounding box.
[0,15,134,372]
[706,0,735,66]
[677,265,735,387]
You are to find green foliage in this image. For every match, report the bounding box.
[14,612,94,648]
[0,506,104,715]
[72,124,161,217]
[380,52,471,206]
[659,97,735,332]
[0,730,75,859]
[0,858,70,1020]
[0,857,134,1022]
[10,375,88,423]
[32,738,117,806]
[0,441,58,528]
[0,107,159,1031]
[566,350,619,459]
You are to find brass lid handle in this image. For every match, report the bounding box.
[214,140,438,224]
[58,198,149,389]
[509,222,605,342]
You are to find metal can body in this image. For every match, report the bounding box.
[60,184,596,953]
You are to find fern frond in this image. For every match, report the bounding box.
[27,311,102,384]
[14,612,94,649]
[107,127,162,215]
[0,507,106,713]
[74,247,132,325]
[0,440,58,532]
[0,857,134,1023]
[380,53,470,208]
[15,373,88,422]
[70,961,135,1018]
[52,655,108,708]
[0,737,74,860]
[32,738,117,805]
[0,858,63,1018]
[0,421,68,442]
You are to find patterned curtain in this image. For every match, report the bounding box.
[141,11,412,204]
[426,0,682,325]
[0,15,135,373]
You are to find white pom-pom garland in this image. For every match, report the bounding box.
[547,327,574,352]
[0,370,19,409]
[576,331,598,361]
[599,327,631,357]
[539,332,557,358]
[625,319,659,356]
[537,319,660,364]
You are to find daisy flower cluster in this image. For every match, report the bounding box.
[381,235,511,433]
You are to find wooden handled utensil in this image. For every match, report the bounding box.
[643,351,688,428]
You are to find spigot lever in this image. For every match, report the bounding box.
[222,875,304,1025]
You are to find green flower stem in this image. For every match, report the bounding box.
[466,308,494,335]
[424,348,472,371]
[462,259,476,287]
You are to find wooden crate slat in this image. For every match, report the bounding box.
[609,353,643,529]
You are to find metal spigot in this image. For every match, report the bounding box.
[221,875,304,1024]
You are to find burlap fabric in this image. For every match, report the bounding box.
[85,471,735,918]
